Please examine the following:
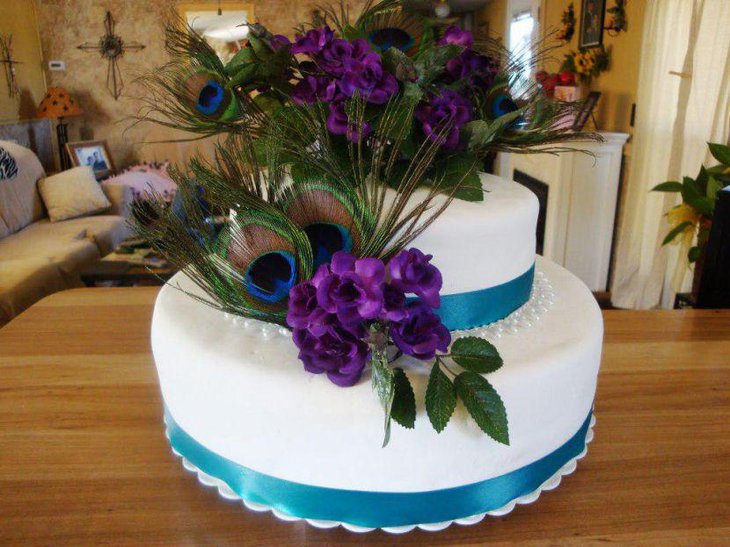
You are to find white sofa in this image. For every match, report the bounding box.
[0,141,132,326]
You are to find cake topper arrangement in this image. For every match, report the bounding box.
[135,0,592,446]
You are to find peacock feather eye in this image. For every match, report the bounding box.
[485,91,519,120]
[304,223,354,269]
[222,222,301,306]
[361,9,423,56]
[183,70,239,122]
[282,183,366,269]
[243,251,297,304]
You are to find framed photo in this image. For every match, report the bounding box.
[579,0,605,48]
[572,91,602,131]
[66,140,115,179]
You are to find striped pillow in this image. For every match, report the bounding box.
[0,146,18,180]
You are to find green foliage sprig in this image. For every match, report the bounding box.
[652,142,730,263]
[373,335,509,447]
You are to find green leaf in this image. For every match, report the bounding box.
[662,220,693,246]
[688,245,701,263]
[681,176,715,217]
[370,347,395,447]
[708,142,730,166]
[227,64,258,89]
[415,44,461,84]
[383,47,417,82]
[651,181,683,193]
[706,174,723,200]
[391,368,416,429]
[225,47,256,75]
[454,372,510,445]
[342,24,367,41]
[450,337,503,373]
[425,362,457,433]
[435,154,483,202]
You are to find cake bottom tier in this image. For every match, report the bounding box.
[151,257,603,530]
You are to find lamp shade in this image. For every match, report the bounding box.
[37,87,83,119]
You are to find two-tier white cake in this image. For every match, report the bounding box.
[151,174,602,532]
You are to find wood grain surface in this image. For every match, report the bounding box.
[1,288,729,545]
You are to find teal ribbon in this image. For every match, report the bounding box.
[165,408,592,528]
[420,263,535,331]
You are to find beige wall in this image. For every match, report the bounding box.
[35,0,368,168]
[0,1,46,122]
[479,0,646,133]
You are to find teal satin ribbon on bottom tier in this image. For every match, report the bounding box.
[165,408,592,529]
[425,263,535,331]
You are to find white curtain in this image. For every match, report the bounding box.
[611,0,730,309]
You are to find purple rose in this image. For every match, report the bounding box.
[291,75,337,105]
[270,34,291,51]
[445,49,499,89]
[340,53,399,105]
[293,322,370,386]
[327,102,372,143]
[286,281,320,329]
[315,251,385,325]
[382,283,408,322]
[390,302,451,360]
[415,89,472,151]
[388,248,443,308]
[291,26,334,55]
[318,38,371,76]
[438,26,473,48]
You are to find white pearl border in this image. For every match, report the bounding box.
[222,268,555,341]
[166,413,594,534]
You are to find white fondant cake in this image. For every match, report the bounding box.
[150,177,603,530]
[412,173,538,295]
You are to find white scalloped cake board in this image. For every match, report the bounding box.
[164,415,595,534]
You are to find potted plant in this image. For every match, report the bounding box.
[652,142,730,298]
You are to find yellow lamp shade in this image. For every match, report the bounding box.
[37,87,83,119]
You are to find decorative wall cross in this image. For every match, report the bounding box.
[77,11,145,100]
[0,35,21,98]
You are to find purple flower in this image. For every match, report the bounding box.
[291,75,337,105]
[387,248,443,308]
[390,302,451,360]
[327,102,372,143]
[293,322,370,386]
[270,34,291,51]
[382,284,408,322]
[315,251,385,325]
[291,26,334,55]
[340,53,399,105]
[318,38,371,76]
[445,49,499,89]
[415,89,472,151]
[438,26,473,48]
[286,281,321,329]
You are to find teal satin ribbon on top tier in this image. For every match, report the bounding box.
[420,263,535,331]
[164,407,592,529]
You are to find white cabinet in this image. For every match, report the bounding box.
[503,132,629,291]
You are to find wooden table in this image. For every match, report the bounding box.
[1,289,729,545]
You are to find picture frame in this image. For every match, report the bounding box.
[579,0,605,48]
[66,140,115,179]
[573,91,602,131]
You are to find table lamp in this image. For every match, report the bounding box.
[36,87,83,171]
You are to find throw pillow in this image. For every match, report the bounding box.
[0,146,18,180]
[38,166,111,222]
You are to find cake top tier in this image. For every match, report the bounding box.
[412,174,537,295]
